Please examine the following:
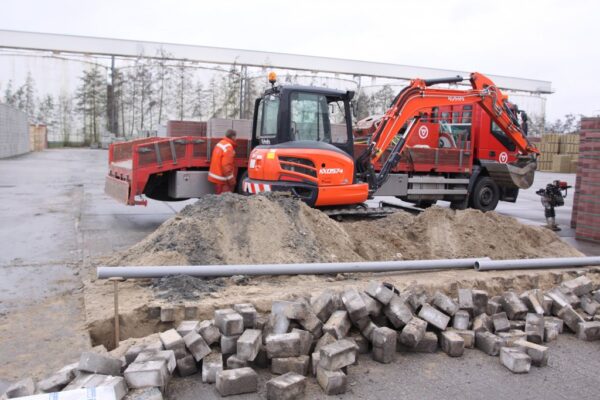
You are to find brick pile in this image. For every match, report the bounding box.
[4,275,600,399]
[571,117,600,242]
[537,133,580,173]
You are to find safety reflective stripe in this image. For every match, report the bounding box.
[208,172,234,182]
[245,182,271,193]
[216,142,232,152]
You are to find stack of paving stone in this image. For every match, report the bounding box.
[4,275,600,399]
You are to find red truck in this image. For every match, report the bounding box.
[105,79,534,212]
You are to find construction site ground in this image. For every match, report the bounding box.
[1,148,599,399]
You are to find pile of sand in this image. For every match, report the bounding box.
[110,194,582,267]
[111,193,361,266]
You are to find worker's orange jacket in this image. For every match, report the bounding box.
[208,137,237,185]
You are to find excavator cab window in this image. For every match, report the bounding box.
[256,94,280,139]
[289,92,332,143]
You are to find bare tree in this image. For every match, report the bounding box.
[172,60,194,120]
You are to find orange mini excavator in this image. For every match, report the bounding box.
[243,72,539,212]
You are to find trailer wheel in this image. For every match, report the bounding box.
[236,170,249,195]
[415,200,437,209]
[470,176,499,212]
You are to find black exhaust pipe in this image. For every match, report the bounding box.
[423,75,464,87]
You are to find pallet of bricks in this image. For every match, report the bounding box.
[571,117,600,242]
[537,133,580,173]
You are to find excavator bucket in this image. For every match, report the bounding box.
[482,157,537,189]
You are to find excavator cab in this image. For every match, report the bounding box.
[244,77,370,206]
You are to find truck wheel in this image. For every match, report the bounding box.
[470,176,499,212]
[415,200,437,209]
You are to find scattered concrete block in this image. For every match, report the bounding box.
[226,354,249,369]
[160,307,175,322]
[544,321,560,342]
[198,320,221,345]
[407,287,430,311]
[252,345,269,369]
[453,310,471,330]
[134,351,176,374]
[472,289,489,316]
[234,303,257,328]
[78,351,122,376]
[458,288,474,316]
[315,332,337,352]
[440,331,465,357]
[562,275,593,296]
[319,339,357,370]
[359,318,378,342]
[2,377,35,398]
[297,310,323,337]
[492,312,510,333]
[237,329,262,361]
[176,354,198,377]
[360,292,383,317]
[475,331,501,356]
[266,372,306,400]
[284,301,309,320]
[501,292,528,320]
[176,320,199,337]
[214,309,244,336]
[509,320,526,331]
[384,295,414,329]
[500,347,531,373]
[525,313,545,344]
[547,287,572,315]
[271,355,310,376]
[418,304,450,330]
[202,352,223,383]
[125,344,147,365]
[271,301,292,334]
[521,290,545,315]
[125,360,170,389]
[513,339,549,367]
[323,310,351,339]
[593,290,600,303]
[399,317,427,347]
[292,328,313,355]
[365,281,394,305]
[311,290,336,322]
[183,331,211,362]
[473,313,493,333]
[183,305,198,320]
[557,305,585,333]
[580,295,600,316]
[124,387,163,400]
[64,374,128,398]
[220,335,241,355]
[216,367,258,397]
[433,291,459,316]
[542,296,553,316]
[486,300,502,315]
[372,327,397,364]
[341,289,369,322]
[316,366,347,395]
[577,321,600,341]
[37,364,76,393]
[266,332,302,358]
[144,339,164,354]
[397,331,438,353]
[452,329,475,348]
[158,329,185,357]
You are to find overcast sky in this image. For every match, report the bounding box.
[1,0,599,120]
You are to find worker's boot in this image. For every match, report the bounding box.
[546,217,561,231]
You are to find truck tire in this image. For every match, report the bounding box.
[415,200,437,209]
[236,170,248,194]
[470,176,499,212]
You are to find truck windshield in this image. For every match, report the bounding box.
[290,92,333,143]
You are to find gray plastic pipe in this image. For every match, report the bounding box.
[97,257,488,279]
[475,256,600,271]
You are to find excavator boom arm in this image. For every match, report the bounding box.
[368,72,539,166]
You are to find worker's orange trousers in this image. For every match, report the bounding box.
[215,183,235,194]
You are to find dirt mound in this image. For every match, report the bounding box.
[345,206,583,260]
[111,195,581,267]
[111,193,361,266]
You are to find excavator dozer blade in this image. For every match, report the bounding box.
[482,158,537,189]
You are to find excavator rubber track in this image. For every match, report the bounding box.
[321,201,422,219]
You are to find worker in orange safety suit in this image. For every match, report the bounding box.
[208,129,237,194]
